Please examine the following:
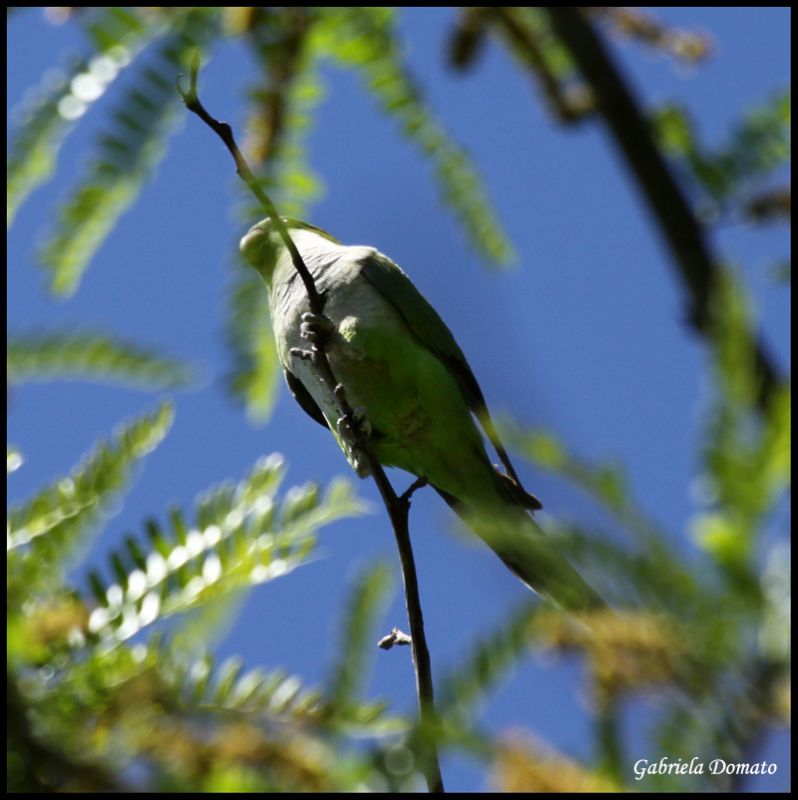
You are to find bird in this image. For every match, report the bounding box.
[241,218,603,611]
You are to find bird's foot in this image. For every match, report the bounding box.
[350,406,372,439]
[300,311,336,345]
[336,404,373,478]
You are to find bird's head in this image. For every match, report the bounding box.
[240,217,340,284]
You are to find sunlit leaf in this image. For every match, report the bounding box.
[7,402,174,593]
[84,457,365,644]
[38,9,219,296]
[7,8,158,227]
[7,446,24,475]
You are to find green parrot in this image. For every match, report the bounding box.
[241,218,603,611]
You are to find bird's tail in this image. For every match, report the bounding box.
[434,479,605,612]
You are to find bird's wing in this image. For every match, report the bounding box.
[284,368,328,430]
[359,250,534,498]
[359,250,486,410]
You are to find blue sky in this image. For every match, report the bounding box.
[7,8,790,791]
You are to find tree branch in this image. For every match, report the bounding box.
[177,53,322,313]
[178,59,444,793]
[542,8,782,414]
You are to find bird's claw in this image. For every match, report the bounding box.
[351,407,372,438]
[337,406,372,478]
[289,346,313,361]
[336,406,372,444]
[300,312,335,344]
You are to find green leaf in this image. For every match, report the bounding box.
[313,7,514,266]
[690,512,747,568]
[7,9,159,227]
[325,562,393,717]
[7,331,195,389]
[652,91,791,209]
[84,457,365,644]
[7,402,174,592]
[651,104,695,158]
[696,270,791,582]
[38,10,219,296]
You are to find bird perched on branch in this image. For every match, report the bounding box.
[241,218,602,611]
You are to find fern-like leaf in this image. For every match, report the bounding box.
[7,402,174,596]
[170,652,321,718]
[241,7,324,218]
[325,562,393,718]
[314,7,514,266]
[439,601,542,721]
[7,8,159,227]
[7,330,195,389]
[38,9,219,296]
[85,457,365,644]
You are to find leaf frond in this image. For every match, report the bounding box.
[315,7,514,266]
[7,402,174,591]
[7,8,161,227]
[7,330,195,389]
[84,459,365,644]
[38,9,220,296]
[325,562,393,717]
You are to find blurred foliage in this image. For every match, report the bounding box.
[498,266,790,790]
[8,407,373,790]
[6,9,151,227]
[7,331,195,389]
[591,7,712,62]
[494,736,621,793]
[39,9,219,296]
[7,6,791,793]
[450,7,711,124]
[463,8,595,124]
[8,403,175,588]
[652,92,791,225]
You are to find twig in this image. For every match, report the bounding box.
[176,53,322,313]
[543,9,782,414]
[177,59,445,793]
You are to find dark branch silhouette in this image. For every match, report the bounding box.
[543,8,782,413]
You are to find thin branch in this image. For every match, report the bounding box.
[177,53,322,313]
[543,8,782,414]
[178,61,444,793]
